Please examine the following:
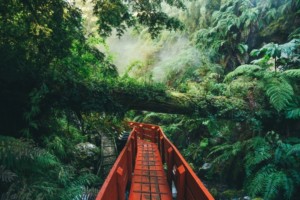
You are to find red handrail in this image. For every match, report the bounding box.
[96,122,214,200]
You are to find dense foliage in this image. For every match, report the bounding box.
[1,0,300,199]
[0,0,182,199]
[128,0,300,199]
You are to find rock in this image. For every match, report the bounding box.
[75,142,100,158]
[201,162,212,170]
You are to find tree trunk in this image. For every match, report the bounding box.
[115,91,245,117]
[53,82,246,118]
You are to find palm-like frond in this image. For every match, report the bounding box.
[62,173,100,200]
[247,164,295,199]
[0,165,17,183]
[0,136,44,168]
[245,137,300,199]
[247,164,277,195]
[266,78,294,111]
[209,141,243,165]
[284,69,300,79]
[287,143,300,155]
[224,64,261,82]
[263,171,287,199]
[244,137,272,176]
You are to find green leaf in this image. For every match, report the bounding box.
[287,144,300,155]
[200,138,209,148]
[237,43,248,54]
[266,79,294,111]
[286,108,300,119]
[284,69,300,79]
[224,65,261,82]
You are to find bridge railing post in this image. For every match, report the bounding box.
[151,126,156,143]
[127,146,132,181]
[159,135,164,163]
[176,165,186,200]
[131,134,136,167]
[117,167,125,200]
[139,124,144,139]
[167,147,174,187]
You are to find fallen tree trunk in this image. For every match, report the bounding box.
[112,90,198,114]
[54,80,246,117]
[113,90,246,117]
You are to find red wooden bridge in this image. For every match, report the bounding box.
[96,122,214,200]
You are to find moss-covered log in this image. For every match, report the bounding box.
[114,90,246,117]
[52,80,246,117]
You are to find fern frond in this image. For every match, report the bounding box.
[0,165,17,183]
[286,108,300,119]
[284,69,300,79]
[287,143,300,155]
[45,135,66,158]
[240,8,259,28]
[31,181,58,198]
[73,187,99,200]
[209,142,243,165]
[246,164,276,196]
[279,39,300,56]
[0,136,41,168]
[247,164,276,195]
[71,173,99,187]
[266,78,294,111]
[245,142,272,176]
[282,174,294,199]
[208,144,234,157]
[224,65,261,82]
[63,173,100,200]
[290,169,300,185]
[83,187,99,200]
[35,151,59,168]
[263,171,284,199]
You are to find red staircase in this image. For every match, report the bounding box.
[96,122,214,200]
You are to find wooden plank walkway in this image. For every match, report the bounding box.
[96,122,214,200]
[129,140,172,200]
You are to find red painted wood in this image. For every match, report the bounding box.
[176,165,186,200]
[95,128,136,200]
[129,140,172,200]
[117,167,126,200]
[96,122,214,200]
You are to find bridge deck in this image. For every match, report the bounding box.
[129,140,172,200]
[96,122,214,200]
